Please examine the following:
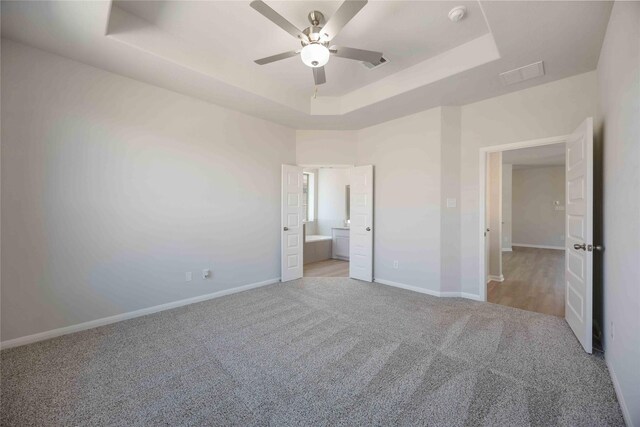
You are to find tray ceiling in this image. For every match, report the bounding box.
[1,1,613,129]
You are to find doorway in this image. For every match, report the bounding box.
[302,167,351,277]
[281,164,374,282]
[478,118,595,353]
[485,144,567,317]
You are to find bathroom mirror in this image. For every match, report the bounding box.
[345,185,351,222]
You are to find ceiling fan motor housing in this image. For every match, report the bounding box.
[301,11,329,45]
[308,11,325,26]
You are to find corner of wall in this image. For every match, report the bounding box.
[440,107,462,294]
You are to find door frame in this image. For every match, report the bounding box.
[283,163,363,280]
[478,135,568,301]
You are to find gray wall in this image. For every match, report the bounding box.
[597,2,640,424]
[1,40,296,341]
[512,166,565,248]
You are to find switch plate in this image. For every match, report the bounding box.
[446,198,457,208]
[393,260,399,269]
[185,272,192,282]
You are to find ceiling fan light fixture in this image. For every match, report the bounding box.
[301,43,330,68]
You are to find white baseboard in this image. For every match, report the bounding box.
[0,278,280,350]
[374,278,442,297]
[374,278,482,302]
[460,292,483,301]
[512,243,565,250]
[606,357,634,427]
[488,274,504,282]
[502,247,512,252]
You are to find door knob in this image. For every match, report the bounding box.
[588,244,604,252]
[366,227,371,231]
[283,227,289,231]
[573,243,586,251]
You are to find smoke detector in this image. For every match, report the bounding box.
[448,6,467,22]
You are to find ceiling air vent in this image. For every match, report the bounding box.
[361,56,388,70]
[499,61,545,86]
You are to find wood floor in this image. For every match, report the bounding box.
[487,246,565,317]
[304,259,349,277]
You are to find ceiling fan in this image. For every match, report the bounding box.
[250,0,384,86]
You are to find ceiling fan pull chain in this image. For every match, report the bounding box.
[313,86,318,99]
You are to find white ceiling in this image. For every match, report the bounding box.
[503,143,566,168]
[0,1,613,129]
[115,1,490,97]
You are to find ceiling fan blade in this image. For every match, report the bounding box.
[320,0,368,41]
[330,46,383,65]
[254,50,299,65]
[250,0,309,42]
[313,67,326,85]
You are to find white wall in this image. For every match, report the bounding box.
[296,71,598,297]
[358,109,442,292]
[440,107,462,293]
[512,166,565,248]
[597,2,640,425]
[460,71,598,295]
[316,168,350,236]
[296,109,443,293]
[502,164,513,250]
[296,130,357,166]
[1,40,296,342]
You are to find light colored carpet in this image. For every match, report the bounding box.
[1,278,624,426]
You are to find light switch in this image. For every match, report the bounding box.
[446,198,457,208]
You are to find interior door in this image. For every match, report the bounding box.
[281,165,304,282]
[349,165,373,282]
[485,154,491,283]
[565,117,594,353]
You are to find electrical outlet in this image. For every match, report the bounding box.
[185,272,192,282]
[393,260,399,269]
[202,269,211,279]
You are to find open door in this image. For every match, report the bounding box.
[485,154,491,284]
[281,165,304,282]
[565,117,594,353]
[349,165,373,282]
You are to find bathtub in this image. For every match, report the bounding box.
[304,235,332,264]
[305,235,332,243]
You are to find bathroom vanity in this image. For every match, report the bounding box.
[331,227,350,261]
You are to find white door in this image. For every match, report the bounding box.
[485,154,491,283]
[350,165,373,281]
[565,117,594,353]
[281,165,304,282]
